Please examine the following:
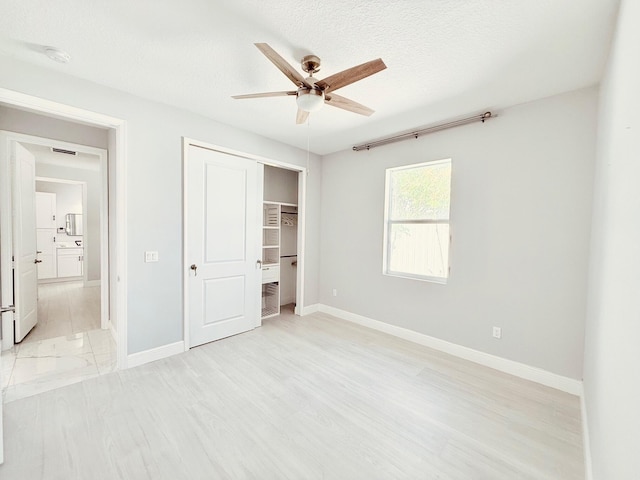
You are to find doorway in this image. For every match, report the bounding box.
[0,133,114,402]
[261,165,301,319]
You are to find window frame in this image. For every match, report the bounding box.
[382,158,452,284]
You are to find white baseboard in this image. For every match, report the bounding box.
[301,303,319,316]
[38,276,82,285]
[318,304,582,395]
[85,279,101,287]
[581,388,593,480]
[127,341,185,369]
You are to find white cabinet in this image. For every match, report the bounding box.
[36,192,57,229]
[36,192,58,279]
[57,248,83,278]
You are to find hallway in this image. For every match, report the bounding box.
[1,281,115,403]
[26,281,101,342]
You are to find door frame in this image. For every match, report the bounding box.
[0,87,128,370]
[182,137,307,350]
[1,133,110,335]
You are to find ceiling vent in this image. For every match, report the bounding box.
[51,147,77,155]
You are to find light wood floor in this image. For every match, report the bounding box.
[0,308,584,479]
[24,281,101,343]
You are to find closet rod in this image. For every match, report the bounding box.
[280,254,297,258]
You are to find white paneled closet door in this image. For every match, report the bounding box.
[186,144,260,348]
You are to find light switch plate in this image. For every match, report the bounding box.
[145,251,159,263]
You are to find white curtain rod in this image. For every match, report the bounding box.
[352,111,495,152]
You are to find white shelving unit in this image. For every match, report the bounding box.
[261,202,280,318]
[261,201,298,319]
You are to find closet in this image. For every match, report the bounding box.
[261,165,299,319]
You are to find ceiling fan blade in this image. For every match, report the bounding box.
[325,93,375,116]
[255,43,310,88]
[296,109,309,124]
[315,58,386,93]
[232,91,297,99]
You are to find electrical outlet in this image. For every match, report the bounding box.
[492,326,502,339]
[332,288,338,297]
[145,251,159,263]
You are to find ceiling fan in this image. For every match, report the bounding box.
[232,43,387,124]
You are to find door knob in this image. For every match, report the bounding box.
[190,264,198,276]
[34,259,43,264]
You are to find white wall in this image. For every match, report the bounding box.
[583,0,640,478]
[0,55,321,355]
[319,87,597,379]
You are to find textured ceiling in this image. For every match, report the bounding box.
[0,0,620,155]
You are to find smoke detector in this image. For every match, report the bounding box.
[44,47,71,64]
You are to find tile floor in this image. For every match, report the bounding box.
[26,281,101,342]
[1,281,116,403]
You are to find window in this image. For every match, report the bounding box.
[383,159,452,283]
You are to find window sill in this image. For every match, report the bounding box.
[383,271,448,284]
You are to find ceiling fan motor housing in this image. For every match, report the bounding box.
[301,54,321,74]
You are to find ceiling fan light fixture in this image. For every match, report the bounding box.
[296,88,324,112]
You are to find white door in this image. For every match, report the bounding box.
[13,142,38,342]
[187,144,260,348]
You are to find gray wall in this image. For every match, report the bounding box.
[319,87,597,379]
[264,164,298,204]
[0,55,321,355]
[0,105,108,148]
[583,0,640,478]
